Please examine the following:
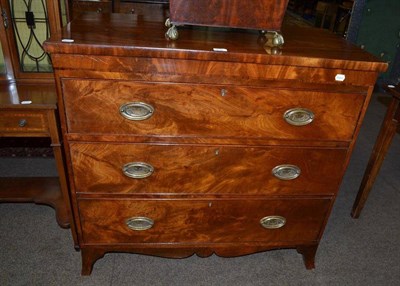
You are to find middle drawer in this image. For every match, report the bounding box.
[70,142,347,196]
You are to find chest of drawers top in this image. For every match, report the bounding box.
[44,13,386,75]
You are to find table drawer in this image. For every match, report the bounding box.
[79,198,331,244]
[0,110,48,134]
[62,79,364,141]
[70,142,347,196]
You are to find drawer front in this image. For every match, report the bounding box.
[0,110,48,134]
[53,55,379,87]
[63,80,364,140]
[70,142,347,195]
[62,79,364,141]
[79,198,331,244]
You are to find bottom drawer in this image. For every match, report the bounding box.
[79,198,332,244]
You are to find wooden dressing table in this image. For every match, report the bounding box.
[0,82,77,245]
[352,84,400,217]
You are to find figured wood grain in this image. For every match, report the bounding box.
[70,142,347,196]
[169,0,289,30]
[44,11,387,273]
[43,13,387,73]
[52,55,380,87]
[62,79,365,141]
[56,68,372,93]
[78,198,331,244]
[65,134,353,148]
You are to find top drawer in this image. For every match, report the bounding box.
[62,79,365,141]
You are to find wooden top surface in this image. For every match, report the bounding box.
[0,82,57,109]
[44,13,387,72]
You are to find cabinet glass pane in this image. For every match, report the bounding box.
[59,0,68,26]
[8,0,52,72]
[0,41,6,74]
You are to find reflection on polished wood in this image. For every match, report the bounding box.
[44,13,387,73]
[352,84,400,218]
[0,82,56,108]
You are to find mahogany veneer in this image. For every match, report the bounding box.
[70,143,347,196]
[44,13,387,275]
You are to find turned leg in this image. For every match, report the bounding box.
[297,245,318,269]
[351,94,399,218]
[81,248,107,275]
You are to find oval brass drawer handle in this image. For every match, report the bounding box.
[122,162,154,179]
[283,108,314,126]
[126,217,154,231]
[120,102,154,121]
[260,216,286,229]
[272,164,301,180]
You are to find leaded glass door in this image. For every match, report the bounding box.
[0,0,68,80]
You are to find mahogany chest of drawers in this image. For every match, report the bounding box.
[44,13,387,275]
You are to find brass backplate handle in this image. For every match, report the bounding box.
[126,217,154,231]
[283,108,314,126]
[122,162,154,179]
[272,164,301,180]
[260,216,286,229]
[120,102,154,121]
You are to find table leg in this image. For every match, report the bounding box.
[351,95,399,218]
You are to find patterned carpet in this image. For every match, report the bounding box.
[0,137,53,157]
